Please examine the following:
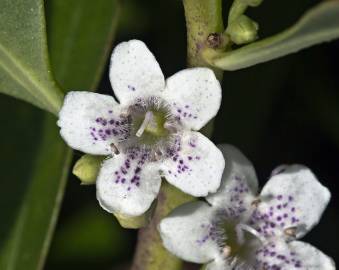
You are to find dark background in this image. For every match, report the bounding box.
[1,0,339,269]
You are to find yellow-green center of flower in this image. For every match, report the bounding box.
[134,110,170,145]
[124,96,179,157]
[220,221,262,263]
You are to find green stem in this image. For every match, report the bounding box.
[130,1,224,269]
[130,182,193,270]
[183,0,224,78]
[183,0,225,136]
[228,1,248,24]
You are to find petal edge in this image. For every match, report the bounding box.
[109,40,165,105]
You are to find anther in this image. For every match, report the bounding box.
[119,112,129,118]
[222,245,232,257]
[251,199,261,207]
[155,150,162,160]
[150,150,162,162]
[136,111,153,137]
[110,143,120,155]
[284,227,297,238]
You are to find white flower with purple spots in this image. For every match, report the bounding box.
[160,145,335,270]
[57,40,224,217]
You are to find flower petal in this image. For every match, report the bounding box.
[159,201,221,264]
[204,259,230,270]
[58,91,128,155]
[255,240,335,270]
[253,165,331,239]
[288,241,335,270]
[206,144,258,212]
[96,149,161,216]
[109,40,165,105]
[163,68,222,131]
[161,131,225,197]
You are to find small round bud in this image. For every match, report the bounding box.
[72,154,104,185]
[227,15,259,45]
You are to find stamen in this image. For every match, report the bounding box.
[251,199,261,207]
[110,143,120,155]
[222,245,232,257]
[119,112,129,118]
[150,150,163,161]
[136,111,153,137]
[154,150,162,160]
[284,227,297,238]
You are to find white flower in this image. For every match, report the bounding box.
[57,40,224,217]
[159,145,335,270]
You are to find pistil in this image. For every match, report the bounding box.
[236,223,265,245]
[136,111,153,137]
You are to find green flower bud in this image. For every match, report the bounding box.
[227,15,259,45]
[243,0,263,7]
[72,154,104,185]
[114,202,155,229]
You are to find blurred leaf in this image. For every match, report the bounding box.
[0,1,120,270]
[212,1,339,70]
[0,0,63,114]
[0,110,72,270]
[118,1,150,34]
[49,205,131,263]
[46,0,120,90]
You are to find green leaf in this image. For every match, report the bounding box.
[0,113,72,270]
[212,1,339,70]
[48,205,131,263]
[0,1,120,269]
[0,0,63,115]
[46,0,120,90]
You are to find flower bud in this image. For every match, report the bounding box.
[114,202,155,229]
[243,0,263,7]
[227,15,259,45]
[72,154,104,185]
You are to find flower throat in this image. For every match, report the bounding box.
[123,96,179,159]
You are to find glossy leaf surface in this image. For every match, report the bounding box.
[0,1,120,269]
[0,0,63,114]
